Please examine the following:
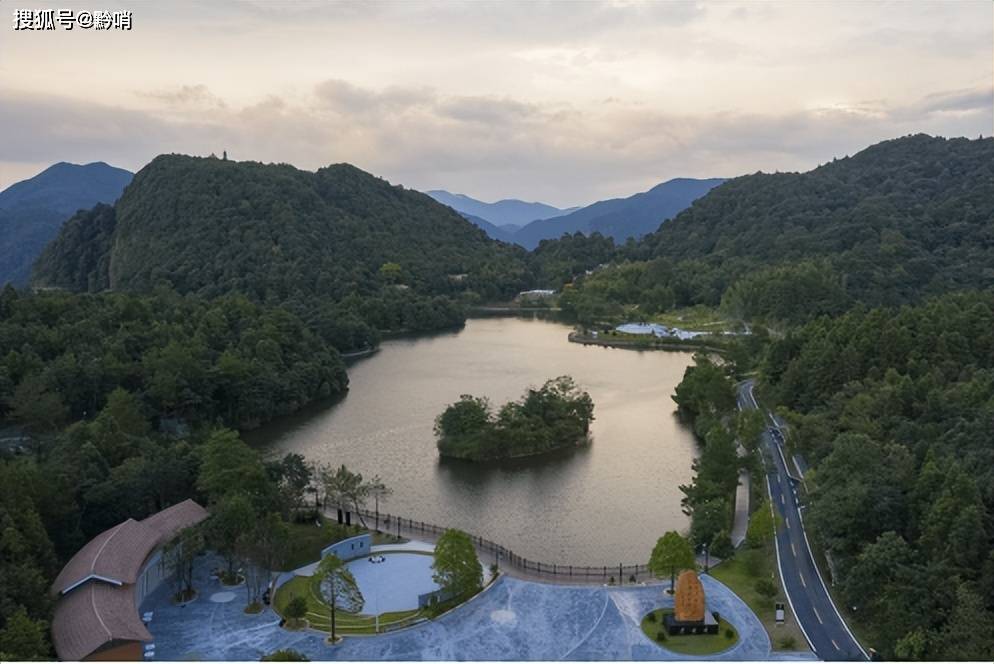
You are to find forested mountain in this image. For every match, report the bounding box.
[33,155,533,345]
[638,134,994,310]
[426,190,577,227]
[0,162,132,286]
[514,177,725,249]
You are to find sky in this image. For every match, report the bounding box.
[1,0,992,206]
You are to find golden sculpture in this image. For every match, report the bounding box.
[673,570,705,622]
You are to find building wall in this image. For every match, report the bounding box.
[85,640,143,661]
[321,533,371,562]
[134,548,167,605]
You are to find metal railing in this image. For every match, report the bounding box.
[344,508,652,585]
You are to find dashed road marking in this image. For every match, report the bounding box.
[799,572,807,587]
[832,639,840,651]
[791,542,797,557]
[813,607,823,624]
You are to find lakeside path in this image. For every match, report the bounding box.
[142,555,798,661]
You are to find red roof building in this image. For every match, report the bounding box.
[50,499,208,661]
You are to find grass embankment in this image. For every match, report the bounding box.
[282,516,406,571]
[640,609,738,656]
[652,305,741,334]
[709,550,809,651]
[273,575,423,635]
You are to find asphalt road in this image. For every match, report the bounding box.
[738,380,868,662]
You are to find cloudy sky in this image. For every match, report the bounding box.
[1,0,991,206]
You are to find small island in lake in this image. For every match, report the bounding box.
[435,375,595,461]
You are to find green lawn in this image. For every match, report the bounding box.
[709,550,809,651]
[640,609,738,655]
[272,574,423,635]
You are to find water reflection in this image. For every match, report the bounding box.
[248,316,697,565]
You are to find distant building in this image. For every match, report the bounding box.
[615,322,703,340]
[50,500,208,661]
[517,289,556,301]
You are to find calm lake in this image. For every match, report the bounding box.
[249,315,698,566]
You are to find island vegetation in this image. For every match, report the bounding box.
[435,376,594,461]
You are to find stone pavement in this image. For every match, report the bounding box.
[141,554,787,661]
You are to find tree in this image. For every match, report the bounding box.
[746,500,778,549]
[321,465,368,526]
[283,596,308,628]
[315,554,363,643]
[649,531,696,591]
[162,525,205,602]
[366,475,392,532]
[267,453,312,519]
[206,493,255,581]
[239,513,289,609]
[0,607,49,660]
[432,529,483,599]
[933,585,994,660]
[8,373,68,433]
[197,428,272,508]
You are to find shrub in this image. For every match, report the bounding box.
[724,627,735,640]
[754,578,778,598]
[629,574,636,584]
[647,611,657,622]
[657,631,667,642]
[609,576,615,585]
[284,596,308,621]
[262,649,309,661]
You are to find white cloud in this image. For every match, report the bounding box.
[0,1,990,204]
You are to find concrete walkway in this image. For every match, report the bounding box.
[730,467,751,548]
[142,556,777,661]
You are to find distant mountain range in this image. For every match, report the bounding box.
[425,190,577,228]
[427,178,725,249]
[0,162,133,285]
[514,178,726,249]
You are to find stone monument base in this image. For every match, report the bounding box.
[664,609,719,635]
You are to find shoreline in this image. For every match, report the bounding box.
[567,331,727,354]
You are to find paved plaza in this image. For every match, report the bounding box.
[139,553,813,661]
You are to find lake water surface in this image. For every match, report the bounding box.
[249,315,698,565]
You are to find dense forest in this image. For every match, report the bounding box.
[761,291,994,659]
[435,376,594,461]
[0,287,347,431]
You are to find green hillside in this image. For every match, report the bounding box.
[563,135,994,325]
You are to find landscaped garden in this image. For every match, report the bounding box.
[273,574,424,635]
[640,609,738,656]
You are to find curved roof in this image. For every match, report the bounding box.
[52,581,152,662]
[51,499,208,661]
[51,500,209,595]
[52,519,158,594]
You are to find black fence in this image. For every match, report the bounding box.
[347,508,652,585]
